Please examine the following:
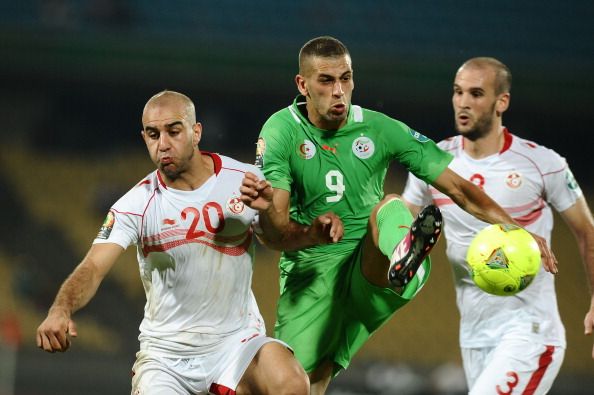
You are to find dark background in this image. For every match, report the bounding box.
[0,1,592,394]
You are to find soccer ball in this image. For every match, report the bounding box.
[466,224,541,296]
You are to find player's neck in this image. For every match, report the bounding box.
[305,102,346,131]
[160,152,215,191]
[463,126,505,159]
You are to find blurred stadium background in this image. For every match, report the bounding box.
[1,1,593,394]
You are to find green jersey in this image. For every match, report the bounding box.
[258,95,452,273]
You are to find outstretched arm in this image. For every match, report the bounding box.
[559,196,594,359]
[36,242,124,352]
[240,172,343,251]
[431,167,558,273]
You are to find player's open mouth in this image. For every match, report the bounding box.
[331,104,346,113]
[457,113,471,125]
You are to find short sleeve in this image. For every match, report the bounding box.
[259,114,294,192]
[380,117,453,184]
[93,208,140,249]
[543,158,583,212]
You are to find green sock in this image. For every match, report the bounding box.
[375,197,413,258]
[377,198,431,298]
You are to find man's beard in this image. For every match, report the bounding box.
[159,149,194,180]
[161,164,182,180]
[457,106,496,142]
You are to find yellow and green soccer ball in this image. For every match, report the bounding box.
[466,224,541,296]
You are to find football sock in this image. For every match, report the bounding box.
[376,197,426,297]
[375,197,413,258]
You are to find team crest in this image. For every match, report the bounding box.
[97,210,115,239]
[227,196,245,214]
[352,136,375,159]
[298,139,316,160]
[505,172,522,189]
[255,137,266,169]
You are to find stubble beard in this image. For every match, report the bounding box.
[456,107,496,142]
[159,148,194,180]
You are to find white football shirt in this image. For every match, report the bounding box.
[403,129,582,348]
[94,153,266,356]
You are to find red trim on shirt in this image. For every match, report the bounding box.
[209,383,236,395]
[522,345,555,395]
[156,171,167,189]
[500,128,513,153]
[201,151,222,175]
[142,230,252,257]
[513,201,545,227]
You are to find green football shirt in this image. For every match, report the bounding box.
[258,95,452,274]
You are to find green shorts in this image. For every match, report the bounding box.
[273,240,431,374]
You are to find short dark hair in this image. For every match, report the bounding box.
[460,57,512,95]
[299,36,350,73]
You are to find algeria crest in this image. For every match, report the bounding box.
[352,136,375,159]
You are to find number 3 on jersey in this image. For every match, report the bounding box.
[326,170,345,203]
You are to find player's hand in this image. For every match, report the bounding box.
[36,307,78,353]
[307,212,344,244]
[585,301,594,359]
[240,172,273,211]
[529,232,558,274]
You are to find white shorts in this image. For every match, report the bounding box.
[131,329,288,395]
[462,339,565,395]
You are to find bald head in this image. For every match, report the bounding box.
[142,90,196,125]
[457,57,512,95]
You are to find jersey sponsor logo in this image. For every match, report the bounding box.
[227,196,245,214]
[97,210,115,239]
[470,173,485,189]
[163,218,176,226]
[298,139,316,160]
[505,171,523,189]
[352,136,375,159]
[255,137,266,169]
[409,129,430,142]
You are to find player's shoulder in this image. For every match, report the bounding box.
[217,154,263,178]
[436,135,462,152]
[263,103,302,129]
[357,106,411,132]
[112,171,160,212]
[507,131,566,170]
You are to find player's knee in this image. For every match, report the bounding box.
[370,193,403,221]
[269,365,310,395]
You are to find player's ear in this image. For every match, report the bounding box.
[192,123,202,146]
[296,74,308,96]
[496,93,510,115]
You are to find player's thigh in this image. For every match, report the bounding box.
[131,352,197,395]
[469,341,565,395]
[275,258,348,372]
[237,341,308,395]
[348,243,425,332]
